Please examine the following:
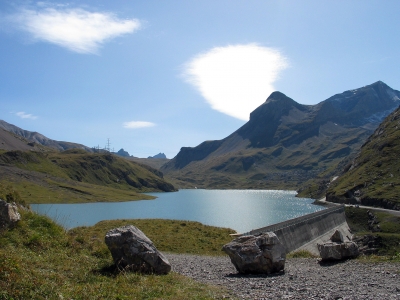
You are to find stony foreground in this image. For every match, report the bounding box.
[166,254,400,299]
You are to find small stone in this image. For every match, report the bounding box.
[0,199,20,229]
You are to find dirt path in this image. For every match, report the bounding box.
[167,254,400,299]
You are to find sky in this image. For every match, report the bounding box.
[1,1,400,158]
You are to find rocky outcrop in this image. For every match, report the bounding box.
[0,199,20,229]
[148,153,167,159]
[105,225,171,274]
[222,232,286,274]
[165,140,223,170]
[353,235,383,255]
[318,230,359,261]
[115,148,130,157]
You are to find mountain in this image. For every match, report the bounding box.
[0,127,48,152]
[148,153,167,159]
[326,106,400,210]
[0,120,93,152]
[0,121,176,203]
[161,81,400,189]
[0,148,176,204]
[115,148,131,157]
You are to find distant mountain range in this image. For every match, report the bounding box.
[2,81,399,193]
[148,153,167,159]
[161,81,400,189]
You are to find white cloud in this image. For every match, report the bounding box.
[10,7,141,54]
[16,111,38,120]
[183,44,288,120]
[123,121,156,129]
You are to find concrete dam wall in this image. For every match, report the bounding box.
[248,205,348,253]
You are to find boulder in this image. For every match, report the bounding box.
[222,232,286,274]
[0,199,20,229]
[330,229,344,243]
[318,241,359,261]
[105,225,171,274]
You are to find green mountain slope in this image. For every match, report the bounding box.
[326,106,400,210]
[0,149,176,203]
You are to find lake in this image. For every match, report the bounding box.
[31,189,324,233]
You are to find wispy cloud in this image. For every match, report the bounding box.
[16,111,38,120]
[183,44,288,121]
[9,6,141,54]
[123,121,156,129]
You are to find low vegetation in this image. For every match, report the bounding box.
[0,210,235,299]
[287,250,317,259]
[71,219,236,257]
[345,207,400,259]
[0,182,25,206]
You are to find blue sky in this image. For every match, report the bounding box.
[1,1,399,158]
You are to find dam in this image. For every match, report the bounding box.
[245,205,351,254]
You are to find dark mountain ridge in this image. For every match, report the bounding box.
[162,81,400,189]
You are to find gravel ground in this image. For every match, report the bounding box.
[166,254,400,299]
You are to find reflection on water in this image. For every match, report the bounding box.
[31,189,324,233]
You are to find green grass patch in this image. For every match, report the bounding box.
[1,179,156,204]
[287,250,317,258]
[0,210,235,299]
[345,207,371,232]
[70,219,236,257]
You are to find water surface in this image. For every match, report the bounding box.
[31,189,323,233]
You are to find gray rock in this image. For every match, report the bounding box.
[222,232,286,274]
[105,225,171,274]
[318,241,359,261]
[330,229,344,243]
[0,199,20,229]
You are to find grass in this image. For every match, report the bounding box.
[0,149,176,204]
[70,219,236,257]
[7,179,156,204]
[0,182,25,206]
[0,210,236,299]
[287,250,317,258]
[345,207,400,259]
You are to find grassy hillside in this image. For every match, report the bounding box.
[345,207,400,257]
[326,107,400,210]
[0,149,176,204]
[0,209,235,299]
[164,139,361,190]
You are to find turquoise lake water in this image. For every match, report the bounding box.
[31,189,324,233]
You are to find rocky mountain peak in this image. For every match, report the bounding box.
[162,81,400,190]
